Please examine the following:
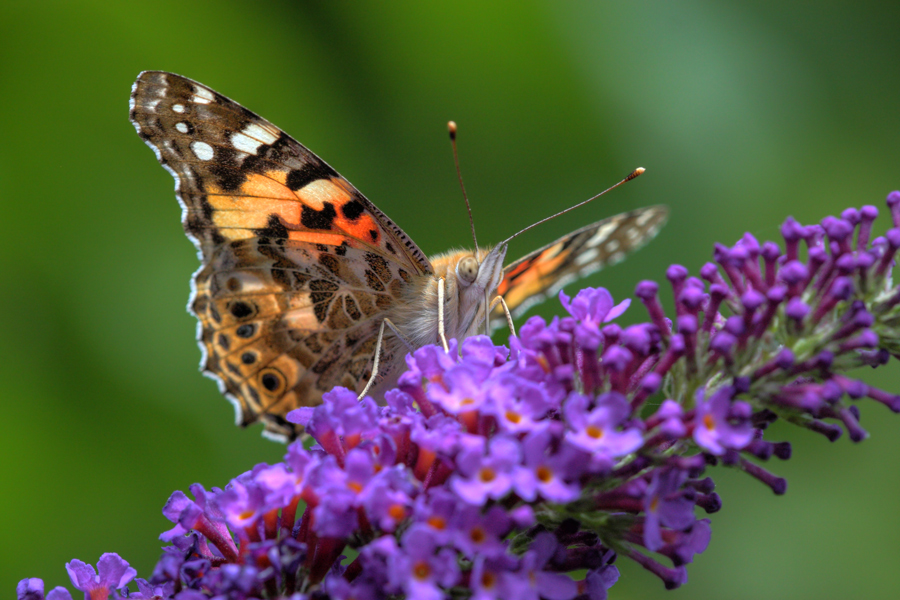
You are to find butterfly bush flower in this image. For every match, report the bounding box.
[21,192,900,599]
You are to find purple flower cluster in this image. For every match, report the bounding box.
[19,192,900,599]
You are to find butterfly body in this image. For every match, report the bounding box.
[130,71,667,440]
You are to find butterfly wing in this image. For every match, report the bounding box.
[497,206,668,319]
[130,71,432,439]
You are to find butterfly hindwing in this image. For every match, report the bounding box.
[130,71,428,439]
[497,206,669,319]
[191,239,400,438]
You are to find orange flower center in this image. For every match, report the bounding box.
[89,589,110,600]
[481,571,497,588]
[479,467,496,483]
[470,527,486,543]
[388,503,406,521]
[536,466,553,483]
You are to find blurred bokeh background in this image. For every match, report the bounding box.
[3,1,900,598]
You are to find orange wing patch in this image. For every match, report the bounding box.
[239,171,295,198]
[292,177,387,248]
[497,244,570,310]
[205,169,392,251]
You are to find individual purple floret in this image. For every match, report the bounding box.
[642,468,698,551]
[560,286,631,324]
[20,191,900,599]
[692,387,754,456]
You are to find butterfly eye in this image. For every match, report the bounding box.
[456,255,480,286]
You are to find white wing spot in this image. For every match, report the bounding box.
[605,239,620,253]
[231,131,263,155]
[231,123,279,155]
[574,247,600,266]
[609,251,626,264]
[191,85,215,105]
[626,228,640,241]
[636,211,654,226]
[586,221,619,247]
[176,122,189,134]
[243,122,279,145]
[172,103,185,113]
[191,141,215,161]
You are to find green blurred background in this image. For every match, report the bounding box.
[3,1,900,598]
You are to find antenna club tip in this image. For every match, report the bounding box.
[625,167,645,182]
[448,121,457,140]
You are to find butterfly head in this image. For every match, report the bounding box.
[455,243,508,337]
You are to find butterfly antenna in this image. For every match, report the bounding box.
[449,121,479,255]
[499,167,646,246]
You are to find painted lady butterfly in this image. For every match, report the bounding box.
[129,71,667,440]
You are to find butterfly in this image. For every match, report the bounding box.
[129,71,668,440]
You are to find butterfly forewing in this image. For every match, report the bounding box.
[129,71,432,272]
[130,71,431,439]
[498,206,668,319]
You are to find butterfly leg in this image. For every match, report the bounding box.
[357,318,415,400]
[489,295,517,337]
[437,277,450,352]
